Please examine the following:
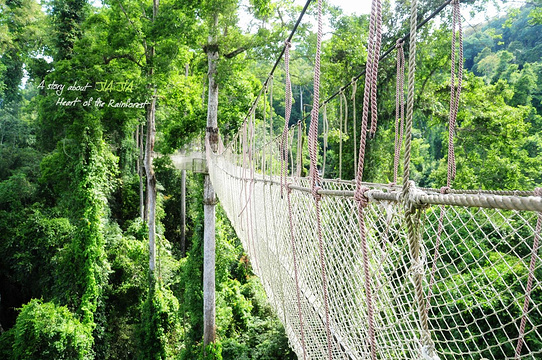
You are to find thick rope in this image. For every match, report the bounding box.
[447,0,463,185]
[394,40,405,185]
[269,75,274,137]
[339,91,347,179]
[307,0,333,357]
[322,104,329,179]
[296,122,303,178]
[401,0,438,358]
[360,0,376,150]
[353,1,383,359]
[281,41,293,198]
[515,187,542,358]
[356,0,382,184]
[286,184,308,360]
[429,0,463,314]
[239,122,248,230]
[262,84,267,180]
[290,129,295,175]
[248,113,258,272]
[369,0,383,138]
[269,76,274,178]
[351,79,358,178]
[402,0,417,184]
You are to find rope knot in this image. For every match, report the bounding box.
[440,186,451,194]
[286,182,293,195]
[312,186,322,201]
[354,186,370,208]
[285,40,292,48]
[420,343,441,360]
[396,39,404,48]
[410,256,426,277]
[535,187,542,197]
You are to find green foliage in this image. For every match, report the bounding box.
[50,0,88,61]
[0,328,16,360]
[434,75,542,190]
[202,342,223,360]
[2,0,540,359]
[139,283,182,360]
[464,4,542,68]
[0,0,43,106]
[11,299,93,360]
[100,221,147,359]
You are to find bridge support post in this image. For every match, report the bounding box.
[180,169,186,257]
[203,29,219,351]
[203,174,217,346]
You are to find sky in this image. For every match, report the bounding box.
[295,0,513,23]
[325,0,372,15]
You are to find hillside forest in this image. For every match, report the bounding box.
[0,0,541,359]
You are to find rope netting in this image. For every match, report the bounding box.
[208,143,542,359]
[204,0,542,358]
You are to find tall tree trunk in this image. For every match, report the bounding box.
[203,175,216,346]
[139,123,146,220]
[180,169,186,257]
[180,63,188,257]
[204,18,219,348]
[145,95,157,273]
[145,0,159,276]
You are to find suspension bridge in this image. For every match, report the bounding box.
[177,0,542,358]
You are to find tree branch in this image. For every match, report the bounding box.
[104,53,143,67]
[276,7,285,27]
[224,47,247,59]
[115,0,147,51]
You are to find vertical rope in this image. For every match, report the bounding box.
[307,0,333,357]
[297,122,303,178]
[339,91,344,179]
[358,0,376,160]
[429,0,463,312]
[240,122,248,231]
[290,130,295,177]
[269,76,274,137]
[353,0,383,359]
[269,76,274,177]
[351,79,358,178]
[402,0,417,184]
[248,112,258,272]
[402,0,437,358]
[342,92,348,178]
[322,104,329,179]
[369,0,383,138]
[286,184,308,360]
[355,0,382,184]
[393,40,405,185]
[262,84,267,180]
[281,42,293,198]
[447,0,463,185]
[515,187,542,358]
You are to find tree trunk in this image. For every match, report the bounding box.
[145,95,157,273]
[180,169,186,257]
[145,0,159,276]
[203,20,219,348]
[138,123,146,220]
[203,175,216,346]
